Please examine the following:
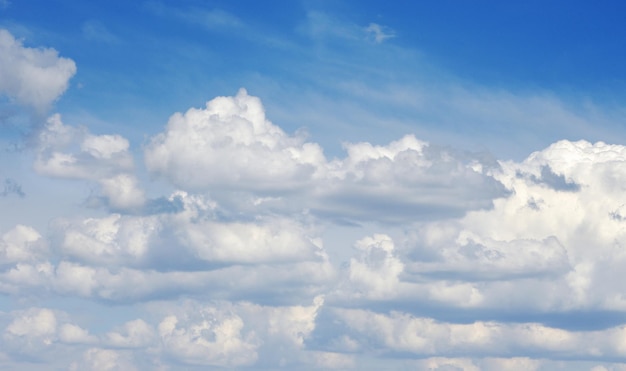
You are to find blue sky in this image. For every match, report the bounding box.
[3,1,626,370]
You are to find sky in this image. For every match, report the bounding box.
[2,0,626,370]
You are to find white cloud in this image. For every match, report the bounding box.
[145,90,506,223]
[104,319,155,348]
[346,234,404,299]
[312,137,626,317]
[0,29,76,112]
[59,323,97,344]
[6,88,626,369]
[5,307,57,341]
[148,296,326,367]
[53,213,158,266]
[158,309,259,367]
[178,216,326,264]
[34,114,143,210]
[145,88,326,192]
[99,174,146,210]
[330,308,626,359]
[81,134,129,160]
[35,114,134,180]
[0,224,46,264]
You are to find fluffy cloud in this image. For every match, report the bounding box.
[0,29,76,112]
[8,88,626,369]
[328,308,626,360]
[53,213,158,266]
[104,319,155,348]
[145,88,326,192]
[150,296,325,367]
[3,307,95,360]
[145,90,506,223]
[0,224,46,264]
[344,234,404,299]
[158,308,259,367]
[35,114,134,180]
[307,137,626,333]
[0,191,333,303]
[34,114,144,210]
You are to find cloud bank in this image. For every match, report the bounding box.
[3,89,626,369]
[2,26,626,369]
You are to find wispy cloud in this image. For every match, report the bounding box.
[81,20,119,44]
[145,1,243,31]
[364,23,395,44]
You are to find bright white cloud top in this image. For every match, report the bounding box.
[2,2,626,370]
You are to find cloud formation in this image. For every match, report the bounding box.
[34,114,144,210]
[145,90,507,223]
[5,89,626,369]
[0,29,76,112]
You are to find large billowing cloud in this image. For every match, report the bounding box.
[145,88,326,192]
[0,29,76,112]
[323,138,626,319]
[145,90,507,223]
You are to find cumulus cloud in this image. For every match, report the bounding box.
[34,114,144,210]
[316,135,506,222]
[158,308,259,367]
[344,234,404,299]
[35,114,134,180]
[145,88,326,192]
[2,307,95,361]
[145,90,506,223]
[0,29,76,112]
[0,224,47,264]
[320,137,626,318]
[0,191,333,303]
[52,213,159,267]
[327,308,626,360]
[104,319,155,348]
[8,87,626,369]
